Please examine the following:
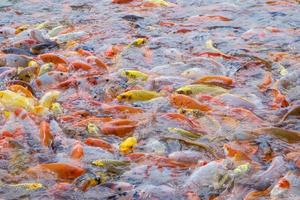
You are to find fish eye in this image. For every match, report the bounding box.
[187,90,192,95]
[95,177,101,183]
[125,71,129,75]
[121,192,128,196]
[121,95,126,99]
[105,79,109,82]
[60,73,63,76]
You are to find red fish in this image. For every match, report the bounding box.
[101,119,137,137]
[193,75,234,87]
[70,142,84,159]
[70,60,92,71]
[170,94,211,112]
[85,138,115,153]
[193,52,237,60]
[39,121,54,147]
[39,53,67,64]
[27,163,85,180]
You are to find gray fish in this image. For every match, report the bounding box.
[0,54,31,68]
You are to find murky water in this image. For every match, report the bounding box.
[0,0,299,199]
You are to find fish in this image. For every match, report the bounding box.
[176,84,228,96]
[127,38,147,48]
[39,90,61,108]
[205,39,223,53]
[162,136,217,158]
[182,68,215,79]
[251,127,300,144]
[86,122,100,136]
[8,84,34,98]
[27,163,85,180]
[0,90,35,111]
[70,142,84,159]
[104,181,133,191]
[119,137,137,154]
[51,102,63,114]
[38,63,55,76]
[10,182,44,191]
[32,71,69,89]
[178,108,205,118]
[0,54,31,68]
[112,0,135,3]
[30,29,49,43]
[193,52,237,60]
[101,119,137,137]
[145,0,176,7]
[35,21,60,30]
[257,72,272,92]
[71,60,92,71]
[122,15,144,22]
[193,75,234,87]
[162,112,201,129]
[39,53,67,64]
[168,127,203,139]
[52,31,86,43]
[85,138,115,153]
[232,163,250,176]
[86,56,108,71]
[102,104,143,114]
[0,27,15,37]
[223,142,256,162]
[48,25,65,37]
[189,15,231,22]
[170,94,211,111]
[74,171,105,191]
[183,160,228,194]
[91,159,130,168]
[39,120,54,147]
[30,41,58,54]
[18,66,40,82]
[168,150,204,164]
[2,47,33,56]
[120,69,148,81]
[117,90,161,102]
[150,76,188,90]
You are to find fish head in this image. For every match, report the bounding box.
[117,93,132,101]
[75,172,102,191]
[223,144,237,157]
[65,166,85,179]
[176,87,192,95]
[104,182,133,192]
[119,137,137,154]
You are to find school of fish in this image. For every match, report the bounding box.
[0,0,299,199]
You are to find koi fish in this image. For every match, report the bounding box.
[27,163,85,180]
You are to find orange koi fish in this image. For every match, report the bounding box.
[27,163,85,180]
[170,94,211,112]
